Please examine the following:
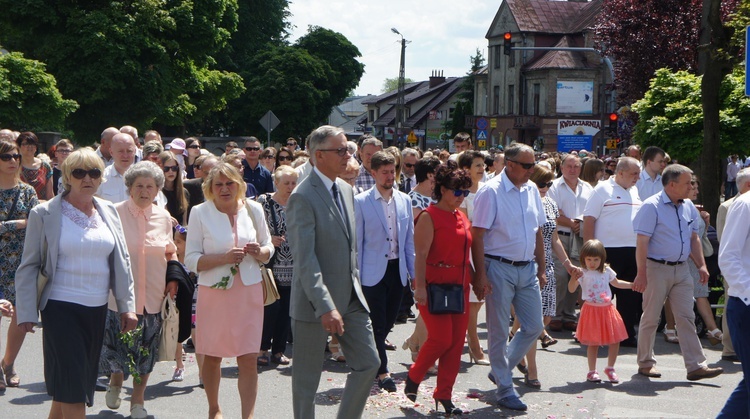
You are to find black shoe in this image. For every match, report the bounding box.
[407,310,416,319]
[395,314,408,324]
[377,376,397,392]
[95,380,108,392]
[722,355,740,362]
[185,338,194,349]
[404,376,419,401]
[436,399,462,415]
[384,339,397,351]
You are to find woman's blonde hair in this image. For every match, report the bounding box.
[579,239,608,272]
[60,147,105,195]
[202,162,247,202]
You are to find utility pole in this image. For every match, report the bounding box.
[392,28,407,147]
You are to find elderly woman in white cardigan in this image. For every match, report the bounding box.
[15,148,137,419]
[186,162,273,419]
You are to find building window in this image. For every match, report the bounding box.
[494,46,502,69]
[507,85,515,115]
[533,83,540,116]
[493,86,500,115]
[448,107,455,119]
[369,109,375,123]
[508,44,515,67]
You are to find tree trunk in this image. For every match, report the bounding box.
[698,0,729,224]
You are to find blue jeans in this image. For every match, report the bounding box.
[718,297,750,417]
[485,258,544,399]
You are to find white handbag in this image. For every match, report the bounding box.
[157,296,180,362]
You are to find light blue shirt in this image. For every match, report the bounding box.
[472,170,546,261]
[633,190,699,262]
[636,169,663,201]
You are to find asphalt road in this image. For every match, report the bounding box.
[0,306,740,418]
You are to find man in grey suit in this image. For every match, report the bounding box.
[287,125,380,419]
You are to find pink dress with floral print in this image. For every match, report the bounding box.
[575,267,628,346]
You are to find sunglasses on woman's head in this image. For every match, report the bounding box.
[262,155,275,160]
[163,166,180,173]
[278,156,292,161]
[0,154,21,162]
[71,168,102,179]
[452,189,470,197]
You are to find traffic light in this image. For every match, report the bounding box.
[503,32,512,56]
[608,112,618,129]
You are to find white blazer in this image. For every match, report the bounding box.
[185,199,274,288]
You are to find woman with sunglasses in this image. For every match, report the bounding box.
[184,138,202,180]
[456,151,491,366]
[16,132,54,201]
[511,165,578,389]
[15,147,137,417]
[260,147,277,174]
[405,161,474,415]
[275,149,293,168]
[0,140,38,391]
[159,152,190,227]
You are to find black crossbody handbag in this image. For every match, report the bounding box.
[427,213,468,315]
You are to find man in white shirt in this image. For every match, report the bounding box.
[97,133,136,203]
[97,127,119,167]
[718,188,750,416]
[636,146,666,201]
[547,154,593,332]
[582,157,642,346]
[472,143,548,411]
[725,154,742,200]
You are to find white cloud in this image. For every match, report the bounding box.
[287,0,498,96]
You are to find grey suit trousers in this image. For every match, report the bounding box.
[291,297,380,419]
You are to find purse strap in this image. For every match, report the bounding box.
[3,187,21,222]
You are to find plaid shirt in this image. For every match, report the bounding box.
[355,165,376,192]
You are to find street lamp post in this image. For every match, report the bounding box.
[391,28,407,148]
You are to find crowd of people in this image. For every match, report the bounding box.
[0,124,747,418]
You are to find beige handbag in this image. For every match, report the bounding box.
[245,201,280,306]
[157,296,179,362]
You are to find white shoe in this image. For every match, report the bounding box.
[105,385,121,410]
[130,403,148,419]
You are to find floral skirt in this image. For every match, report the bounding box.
[99,310,162,378]
[575,302,628,346]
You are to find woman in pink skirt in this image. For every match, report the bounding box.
[185,163,274,419]
[568,239,632,384]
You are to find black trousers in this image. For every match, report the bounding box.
[606,247,641,341]
[261,285,292,354]
[362,259,404,375]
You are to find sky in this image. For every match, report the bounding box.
[287,0,499,97]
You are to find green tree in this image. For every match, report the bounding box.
[0,0,244,142]
[381,77,415,94]
[632,68,750,163]
[0,52,78,131]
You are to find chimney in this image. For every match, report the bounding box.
[429,70,446,88]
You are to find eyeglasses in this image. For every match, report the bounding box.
[163,166,180,173]
[507,159,536,170]
[71,168,102,179]
[187,145,200,149]
[278,156,292,161]
[318,147,349,156]
[0,154,21,162]
[245,147,261,152]
[536,181,554,189]
[262,155,275,160]
[56,149,73,154]
[403,163,415,168]
[452,189,470,197]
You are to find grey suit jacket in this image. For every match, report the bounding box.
[287,170,368,322]
[15,195,136,324]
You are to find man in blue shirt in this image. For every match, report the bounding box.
[242,137,274,194]
[632,164,723,381]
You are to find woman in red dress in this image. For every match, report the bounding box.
[405,161,484,416]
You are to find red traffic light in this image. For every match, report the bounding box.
[609,113,618,122]
[503,32,512,41]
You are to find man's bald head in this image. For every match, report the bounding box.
[198,156,219,180]
[111,133,137,173]
[120,125,138,142]
[616,157,640,174]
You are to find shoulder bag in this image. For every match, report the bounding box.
[246,200,280,306]
[427,211,468,315]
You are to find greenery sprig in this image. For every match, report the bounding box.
[118,326,149,384]
[211,264,238,289]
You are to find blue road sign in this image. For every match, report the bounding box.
[476,117,488,130]
[477,130,488,140]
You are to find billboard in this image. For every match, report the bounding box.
[557,119,601,152]
[556,81,594,114]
